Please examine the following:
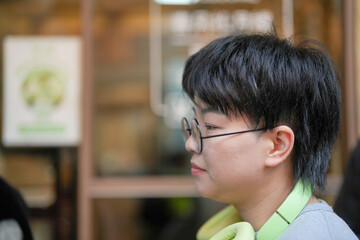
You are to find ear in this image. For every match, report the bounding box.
[265,126,294,167]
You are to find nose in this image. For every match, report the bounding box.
[185,135,198,154]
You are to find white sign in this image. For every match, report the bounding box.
[169,10,273,34]
[2,36,81,146]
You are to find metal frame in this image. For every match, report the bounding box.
[343,0,357,163]
[78,0,355,239]
[78,0,94,239]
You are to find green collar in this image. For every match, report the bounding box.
[197,180,312,240]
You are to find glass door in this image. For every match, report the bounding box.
[78,0,345,239]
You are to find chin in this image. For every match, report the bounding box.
[197,187,234,205]
[195,182,220,200]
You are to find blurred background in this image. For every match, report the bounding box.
[0,0,359,239]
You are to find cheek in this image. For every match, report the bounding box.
[203,147,246,181]
[206,138,264,178]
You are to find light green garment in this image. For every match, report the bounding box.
[197,205,245,240]
[196,180,312,240]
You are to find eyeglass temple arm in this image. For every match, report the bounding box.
[201,128,266,139]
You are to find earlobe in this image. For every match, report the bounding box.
[265,126,294,167]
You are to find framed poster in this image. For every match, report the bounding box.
[2,36,81,146]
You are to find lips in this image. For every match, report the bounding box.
[191,162,206,176]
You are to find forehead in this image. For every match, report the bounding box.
[193,104,223,115]
[193,97,256,127]
[193,98,225,115]
[192,96,241,117]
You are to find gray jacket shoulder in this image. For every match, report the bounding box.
[277,200,358,240]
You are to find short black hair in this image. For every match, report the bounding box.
[182,34,341,190]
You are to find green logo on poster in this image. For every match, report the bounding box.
[21,69,65,118]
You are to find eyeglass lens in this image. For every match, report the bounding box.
[181,118,202,153]
[181,118,191,140]
[191,119,202,153]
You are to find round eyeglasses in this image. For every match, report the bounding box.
[181,117,266,153]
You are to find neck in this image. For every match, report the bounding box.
[233,176,294,232]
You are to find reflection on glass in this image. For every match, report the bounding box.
[92,0,285,177]
[92,0,342,177]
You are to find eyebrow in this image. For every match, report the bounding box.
[192,106,225,115]
[201,107,225,115]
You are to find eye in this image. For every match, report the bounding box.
[205,124,218,130]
